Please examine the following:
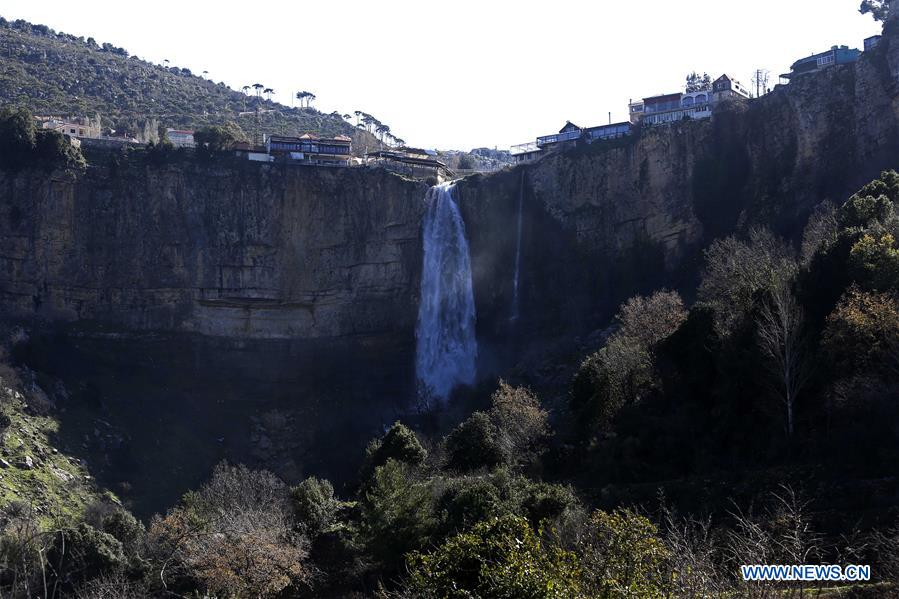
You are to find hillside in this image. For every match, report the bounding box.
[0,16,380,150]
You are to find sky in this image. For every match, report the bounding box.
[0,0,883,150]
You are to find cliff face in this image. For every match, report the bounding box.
[0,160,426,339]
[1,25,899,350]
[454,30,899,339]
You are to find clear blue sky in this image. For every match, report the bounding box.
[1,1,883,150]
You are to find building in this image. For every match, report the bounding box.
[37,116,101,139]
[536,121,583,148]
[711,75,750,102]
[640,90,713,126]
[781,45,861,80]
[583,121,631,142]
[628,100,645,124]
[266,134,352,166]
[510,142,542,164]
[366,148,453,181]
[864,35,882,51]
[166,129,195,148]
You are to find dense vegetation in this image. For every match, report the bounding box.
[0,17,379,151]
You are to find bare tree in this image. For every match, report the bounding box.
[756,284,811,437]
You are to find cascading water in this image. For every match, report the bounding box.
[510,170,525,322]
[415,182,477,401]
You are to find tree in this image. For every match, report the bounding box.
[146,462,308,598]
[263,87,274,101]
[570,334,652,433]
[822,286,899,375]
[699,228,798,335]
[848,232,899,290]
[363,421,427,476]
[756,283,811,437]
[0,106,37,170]
[685,71,712,92]
[616,290,688,351]
[488,380,548,466]
[290,477,340,538]
[404,515,583,599]
[860,0,889,21]
[360,459,435,572]
[193,124,243,155]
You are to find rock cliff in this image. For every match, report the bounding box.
[0,159,427,339]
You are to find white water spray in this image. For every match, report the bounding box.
[510,170,525,322]
[415,183,477,401]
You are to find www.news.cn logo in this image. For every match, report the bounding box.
[741,564,871,582]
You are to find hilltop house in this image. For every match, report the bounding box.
[166,129,195,148]
[37,116,101,139]
[780,45,861,80]
[266,134,352,166]
[510,141,542,164]
[711,75,750,102]
[367,146,452,181]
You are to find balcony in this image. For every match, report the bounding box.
[536,129,583,147]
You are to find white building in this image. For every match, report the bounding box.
[510,141,542,164]
[166,129,195,148]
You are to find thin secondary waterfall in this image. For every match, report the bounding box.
[510,170,525,322]
[415,182,477,401]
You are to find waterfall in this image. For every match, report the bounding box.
[510,170,525,322]
[415,182,477,401]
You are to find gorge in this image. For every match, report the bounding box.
[2,22,899,515]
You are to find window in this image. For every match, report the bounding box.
[817,54,835,67]
[70,128,76,134]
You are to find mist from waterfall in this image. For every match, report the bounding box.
[510,170,525,322]
[415,182,477,401]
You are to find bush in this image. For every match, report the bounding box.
[444,412,505,473]
[47,523,127,589]
[146,462,308,598]
[577,509,669,598]
[404,514,583,598]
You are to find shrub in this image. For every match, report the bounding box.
[404,515,583,598]
[577,509,669,598]
[444,412,505,473]
[47,523,126,588]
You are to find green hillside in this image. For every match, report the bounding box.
[0,16,378,149]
